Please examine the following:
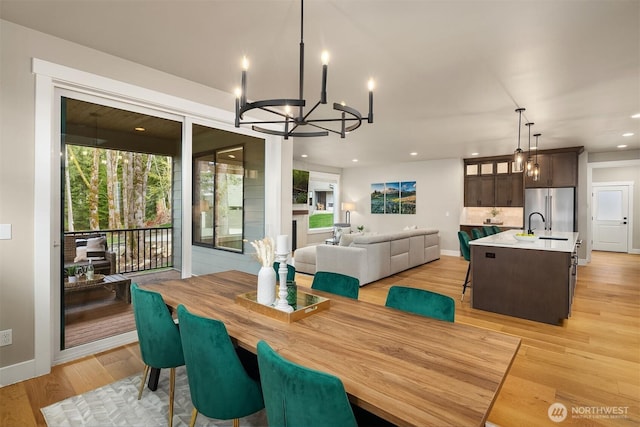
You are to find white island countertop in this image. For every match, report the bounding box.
[470,229,579,253]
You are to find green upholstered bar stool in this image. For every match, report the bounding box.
[131,283,185,427]
[458,231,472,301]
[385,286,455,322]
[257,340,357,427]
[482,225,495,236]
[273,262,296,282]
[491,225,502,234]
[176,305,264,427]
[471,228,484,239]
[311,271,360,299]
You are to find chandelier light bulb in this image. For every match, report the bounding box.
[321,51,329,65]
[368,79,375,91]
[234,87,242,98]
[242,56,249,71]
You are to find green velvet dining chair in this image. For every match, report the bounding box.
[458,231,472,301]
[176,305,264,427]
[471,228,485,240]
[311,271,359,299]
[482,225,495,236]
[131,283,185,427]
[492,225,502,234]
[257,340,357,427]
[385,286,455,322]
[273,262,296,282]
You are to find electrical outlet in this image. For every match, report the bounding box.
[0,329,12,346]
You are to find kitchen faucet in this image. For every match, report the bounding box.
[528,211,545,235]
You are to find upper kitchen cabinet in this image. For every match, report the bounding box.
[524,147,583,188]
[495,172,523,207]
[464,156,523,207]
[464,162,495,207]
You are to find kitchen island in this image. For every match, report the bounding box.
[470,229,580,325]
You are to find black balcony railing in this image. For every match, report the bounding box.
[64,227,173,274]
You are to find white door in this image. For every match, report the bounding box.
[592,184,630,252]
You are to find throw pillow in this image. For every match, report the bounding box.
[74,246,88,263]
[86,236,106,260]
[74,238,88,262]
[339,233,358,247]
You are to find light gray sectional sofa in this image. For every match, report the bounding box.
[294,228,439,286]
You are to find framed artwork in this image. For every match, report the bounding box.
[385,182,400,214]
[370,183,385,214]
[400,181,416,214]
[371,181,416,214]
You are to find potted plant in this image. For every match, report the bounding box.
[488,207,502,224]
[357,225,365,233]
[65,265,79,283]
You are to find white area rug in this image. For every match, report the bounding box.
[41,366,268,426]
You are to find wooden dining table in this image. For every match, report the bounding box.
[142,270,521,427]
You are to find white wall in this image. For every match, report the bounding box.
[341,159,463,253]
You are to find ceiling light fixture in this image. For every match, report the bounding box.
[533,133,541,182]
[622,132,634,137]
[234,0,374,139]
[513,108,525,172]
[525,122,534,177]
[617,144,628,148]
[631,113,640,119]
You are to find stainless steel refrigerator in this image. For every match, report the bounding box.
[525,187,576,233]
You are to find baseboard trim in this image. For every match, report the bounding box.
[0,358,36,387]
[440,249,460,257]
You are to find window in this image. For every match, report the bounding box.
[193,145,244,252]
[308,171,340,230]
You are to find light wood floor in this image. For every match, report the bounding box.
[1,251,638,426]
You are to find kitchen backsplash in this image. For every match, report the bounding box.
[461,207,523,227]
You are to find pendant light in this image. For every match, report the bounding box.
[525,122,534,177]
[533,133,541,181]
[513,108,525,172]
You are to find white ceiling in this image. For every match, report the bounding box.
[2,0,639,168]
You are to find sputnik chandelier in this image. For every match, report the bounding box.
[234,0,374,139]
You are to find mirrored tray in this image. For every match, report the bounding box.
[235,290,330,323]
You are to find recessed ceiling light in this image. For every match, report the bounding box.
[301,154,308,158]
[631,113,640,119]
[617,144,628,149]
[622,132,634,137]
[134,127,145,132]
[228,154,236,159]
[410,152,418,156]
[471,152,479,156]
[352,159,358,162]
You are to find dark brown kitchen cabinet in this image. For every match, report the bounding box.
[525,149,581,188]
[465,175,495,207]
[495,173,523,207]
[464,156,523,207]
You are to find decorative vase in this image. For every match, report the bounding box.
[257,266,276,305]
[68,275,77,284]
[286,281,297,309]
